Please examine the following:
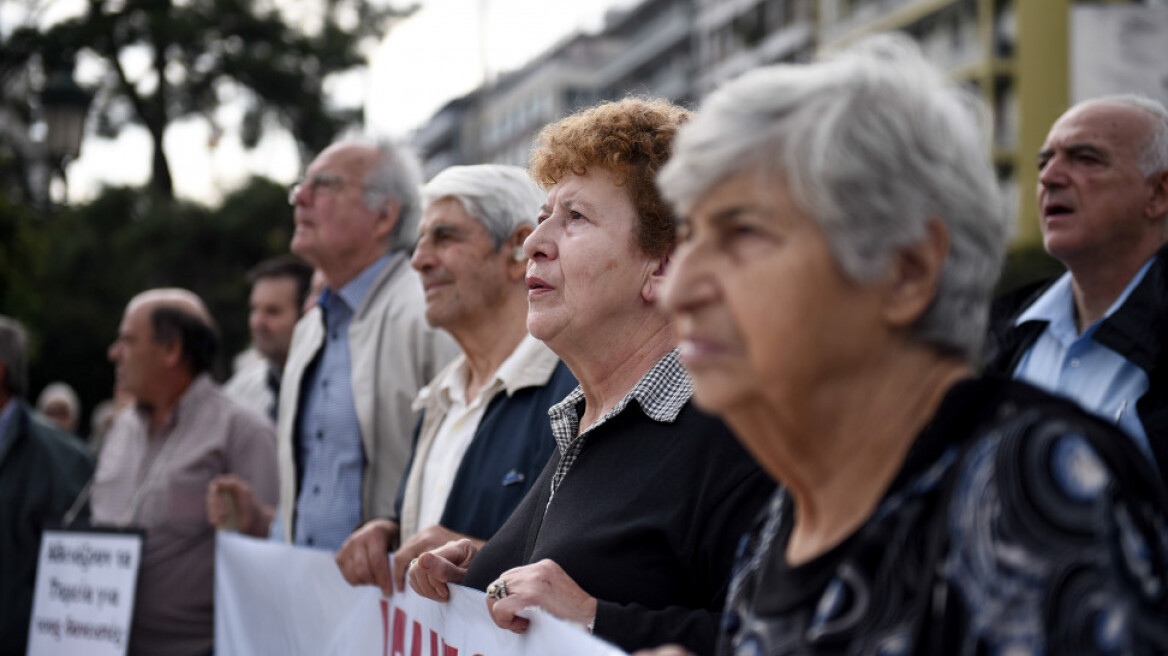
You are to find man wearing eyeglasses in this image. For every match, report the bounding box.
[214,139,458,552]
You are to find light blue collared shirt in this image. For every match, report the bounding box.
[287,254,395,551]
[1013,257,1156,461]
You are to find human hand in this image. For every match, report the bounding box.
[206,474,273,536]
[484,559,597,634]
[391,525,482,594]
[335,519,401,595]
[630,646,695,656]
[407,538,478,602]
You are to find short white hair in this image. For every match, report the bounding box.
[1074,94,1168,177]
[361,138,424,251]
[658,33,1008,361]
[422,165,543,248]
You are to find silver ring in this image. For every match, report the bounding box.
[486,578,508,600]
[408,557,419,571]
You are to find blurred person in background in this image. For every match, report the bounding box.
[223,254,314,423]
[35,381,81,434]
[408,99,774,655]
[0,315,93,656]
[643,34,1168,655]
[93,289,278,656]
[335,164,576,595]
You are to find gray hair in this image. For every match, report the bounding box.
[658,33,1008,361]
[1075,94,1168,177]
[361,138,424,252]
[0,315,29,397]
[421,165,544,249]
[36,382,81,426]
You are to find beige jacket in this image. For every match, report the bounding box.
[275,254,459,542]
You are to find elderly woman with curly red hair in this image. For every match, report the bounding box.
[408,98,773,654]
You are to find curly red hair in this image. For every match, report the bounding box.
[529,98,691,258]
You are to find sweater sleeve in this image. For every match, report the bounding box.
[594,600,719,655]
[593,467,774,655]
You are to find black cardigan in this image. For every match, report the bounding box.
[463,399,774,655]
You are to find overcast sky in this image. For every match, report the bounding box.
[19,0,633,204]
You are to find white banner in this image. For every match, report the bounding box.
[214,532,628,656]
[27,528,144,656]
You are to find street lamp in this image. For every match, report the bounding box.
[40,65,93,198]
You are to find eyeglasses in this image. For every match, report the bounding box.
[287,172,385,206]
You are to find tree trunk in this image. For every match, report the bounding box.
[150,128,174,199]
[148,6,174,200]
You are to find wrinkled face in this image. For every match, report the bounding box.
[661,168,883,417]
[248,276,301,366]
[108,302,171,401]
[411,198,520,333]
[1037,103,1159,267]
[290,143,393,270]
[524,169,659,354]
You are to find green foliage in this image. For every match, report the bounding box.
[0,177,294,437]
[1,0,415,197]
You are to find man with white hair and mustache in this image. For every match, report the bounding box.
[334,164,576,596]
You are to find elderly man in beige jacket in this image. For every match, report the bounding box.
[208,139,457,551]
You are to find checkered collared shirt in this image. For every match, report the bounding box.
[545,348,693,503]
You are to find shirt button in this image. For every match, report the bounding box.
[331,331,339,341]
[307,537,314,546]
[322,379,329,388]
[1070,358,1081,368]
[316,430,323,440]
[313,485,321,495]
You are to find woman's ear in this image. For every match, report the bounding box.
[642,251,672,304]
[882,220,948,328]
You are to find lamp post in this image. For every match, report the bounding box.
[39,64,92,200]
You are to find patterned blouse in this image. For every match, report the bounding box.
[717,377,1168,656]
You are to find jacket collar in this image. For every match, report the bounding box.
[1093,247,1168,373]
[1003,242,1168,375]
[413,334,560,412]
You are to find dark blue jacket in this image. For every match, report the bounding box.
[0,400,93,656]
[986,244,1168,480]
[393,361,577,540]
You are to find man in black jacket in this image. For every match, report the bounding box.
[986,95,1168,479]
[0,315,93,656]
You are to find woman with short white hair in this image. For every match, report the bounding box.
[651,34,1168,654]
